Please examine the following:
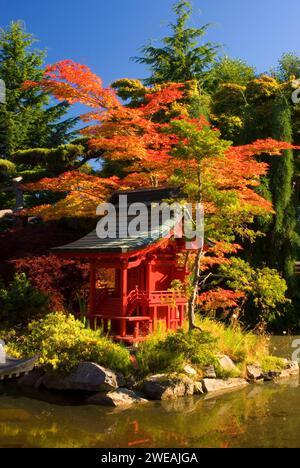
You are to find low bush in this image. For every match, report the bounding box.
[136,317,273,379]
[136,328,219,377]
[261,356,286,373]
[196,316,269,365]
[8,312,132,374]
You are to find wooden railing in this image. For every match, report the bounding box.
[127,289,187,306]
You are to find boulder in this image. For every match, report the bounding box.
[247,364,263,381]
[193,381,204,395]
[126,375,138,390]
[0,209,13,221]
[143,374,194,400]
[0,342,5,364]
[87,388,148,407]
[277,360,299,379]
[203,365,217,379]
[17,370,44,388]
[183,364,197,377]
[262,361,299,381]
[40,362,121,392]
[217,355,237,373]
[202,378,248,395]
[263,371,281,382]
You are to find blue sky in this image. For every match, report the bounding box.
[2,0,300,87]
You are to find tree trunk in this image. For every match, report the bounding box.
[188,166,203,331]
[188,247,202,331]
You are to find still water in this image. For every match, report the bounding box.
[0,336,300,448]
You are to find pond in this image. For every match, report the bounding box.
[0,336,300,448]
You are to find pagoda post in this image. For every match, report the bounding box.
[120,260,128,337]
[89,260,96,325]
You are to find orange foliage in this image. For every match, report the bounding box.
[198,288,245,313]
[22,172,120,220]
[23,60,300,226]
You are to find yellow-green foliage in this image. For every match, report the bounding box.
[135,317,274,378]
[195,316,269,366]
[7,312,132,374]
[136,327,219,378]
[0,158,16,175]
[261,356,286,373]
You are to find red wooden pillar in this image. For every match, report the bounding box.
[153,306,157,332]
[166,306,171,330]
[120,261,128,337]
[179,305,184,327]
[146,259,152,293]
[89,260,96,326]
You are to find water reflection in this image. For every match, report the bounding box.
[1,338,300,448]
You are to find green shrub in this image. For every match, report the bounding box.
[0,159,16,180]
[196,316,269,364]
[0,273,49,326]
[261,356,286,373]
[9,312,132,374]
[136,328,218,377]
[218,257,289,327]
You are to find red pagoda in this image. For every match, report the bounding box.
[52,188,189,344]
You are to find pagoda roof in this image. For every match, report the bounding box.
[52,187,181,255]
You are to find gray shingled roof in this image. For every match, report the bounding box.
[52,219,176,254]
[52,187,181,254]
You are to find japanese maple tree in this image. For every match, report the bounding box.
[24,61,299,329]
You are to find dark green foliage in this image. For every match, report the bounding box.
[268,96,297,288]
[0,273,49,325]
[218,257,290,328]
[135,1,218,86]
[12,144,85,174]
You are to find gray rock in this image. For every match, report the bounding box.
[87,388,148,407]
[0,342,5,364]
[202,378,248,395]
[41,362,121,392]
[17,370,44,388]
[203,365,217,379]
[143,374,194,400]
[247,364,263,381]
[277,360,299,379]
[0,209,13,221]
[263,361,299,381]
[183,364,197,376]
[126,375,138,390]
[217,355,237,373]
[116,372,126,387]
[262,371,281,382]
[193,381,204,395]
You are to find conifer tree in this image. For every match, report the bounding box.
[0,21,78,158]
[268,95,297,288]
[135,1,218,86]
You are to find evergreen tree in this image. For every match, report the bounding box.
[135,0,218,86]
[272,52,300,82]
[205,56,256,91]
[268,95,297,289]
[241,82,298,291]
[0,21,78,158]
